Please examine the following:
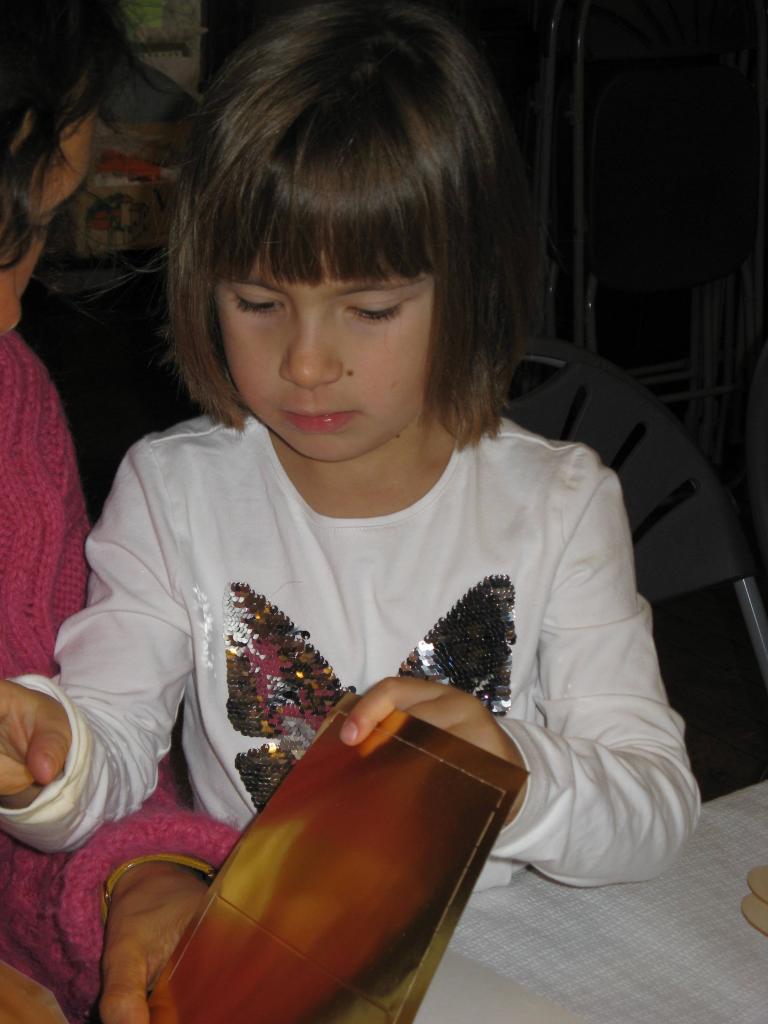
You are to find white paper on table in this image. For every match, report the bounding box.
[416,951,585,1023]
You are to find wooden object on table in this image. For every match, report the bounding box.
[742,864,768,937]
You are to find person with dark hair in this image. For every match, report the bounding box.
[0,3,240,1021]
[0,0,126,271]
[0,2,699,1020]
[0,0,130,691]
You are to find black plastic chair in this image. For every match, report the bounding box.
[746,340,768,577]
[530,0,766,460]
[506,337,768,694]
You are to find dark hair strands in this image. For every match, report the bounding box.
[167,0,537,444]
[0,0,131,267]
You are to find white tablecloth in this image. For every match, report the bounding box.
[450,782,768,1024]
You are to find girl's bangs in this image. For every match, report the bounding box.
[209,112,438,286]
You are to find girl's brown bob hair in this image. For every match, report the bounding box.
[168,0,536,445]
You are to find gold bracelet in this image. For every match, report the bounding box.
[101,853,216,924]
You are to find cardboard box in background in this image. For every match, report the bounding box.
[74,121,189,254]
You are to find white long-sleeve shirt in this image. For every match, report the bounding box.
[1,416,700,885]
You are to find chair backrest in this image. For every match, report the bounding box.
[540,0,758,61]
[550,61,760,289]
[506,338,758,603]
[534,0,766,349]
[746,341,768,575]
[586,64,759,292]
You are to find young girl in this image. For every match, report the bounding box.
[1,0,699,1010]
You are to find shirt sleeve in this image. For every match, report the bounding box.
[491,457,700,885]
[0,440,194,851]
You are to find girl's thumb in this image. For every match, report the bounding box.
[27,702,72,785]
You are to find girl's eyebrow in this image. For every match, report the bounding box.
[233,275,427,296]
[340,277,427,296]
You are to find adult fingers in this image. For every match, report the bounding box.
[99,862,210,1024]
[99,941,151,1024]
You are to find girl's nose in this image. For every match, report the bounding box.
[279,325,344,390]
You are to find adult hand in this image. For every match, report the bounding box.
[340,677,528,818]
[99,862,209,1024]
[0,679,71,807]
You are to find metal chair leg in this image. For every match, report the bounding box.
[733,576,768,697]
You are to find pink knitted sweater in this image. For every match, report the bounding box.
[0,330,89,678]
[0,330,239,1022]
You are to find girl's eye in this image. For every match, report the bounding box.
[353,305,400,322]
[235,295,279,315]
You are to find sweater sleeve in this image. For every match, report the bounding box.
[491,459,700,885]
[0,440,197,851]
[0,331,89,679]
[0,759,239,1024]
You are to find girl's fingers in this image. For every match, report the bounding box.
[0,757,35,799]
[339,677,477,745]
[26,710,71,786]
[339,676,526,772]
[0,683,71,799]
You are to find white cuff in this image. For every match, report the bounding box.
[489,716,538,856]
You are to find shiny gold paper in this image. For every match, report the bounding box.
[148,695,528,1023]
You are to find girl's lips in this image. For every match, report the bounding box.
[283,410,354,434]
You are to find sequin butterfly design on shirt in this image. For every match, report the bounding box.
[225,583,349,813]
[225,575,515,811]
[399,574,516,715]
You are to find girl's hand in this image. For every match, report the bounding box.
[339,678,528,821]
[340,676,526,768]
[99,862,209,1024]
[0,679,71,807]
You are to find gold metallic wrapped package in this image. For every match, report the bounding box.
[148,695,528,1023]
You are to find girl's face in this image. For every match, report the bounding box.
[0,114,95,335]
[215,273,450,497]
